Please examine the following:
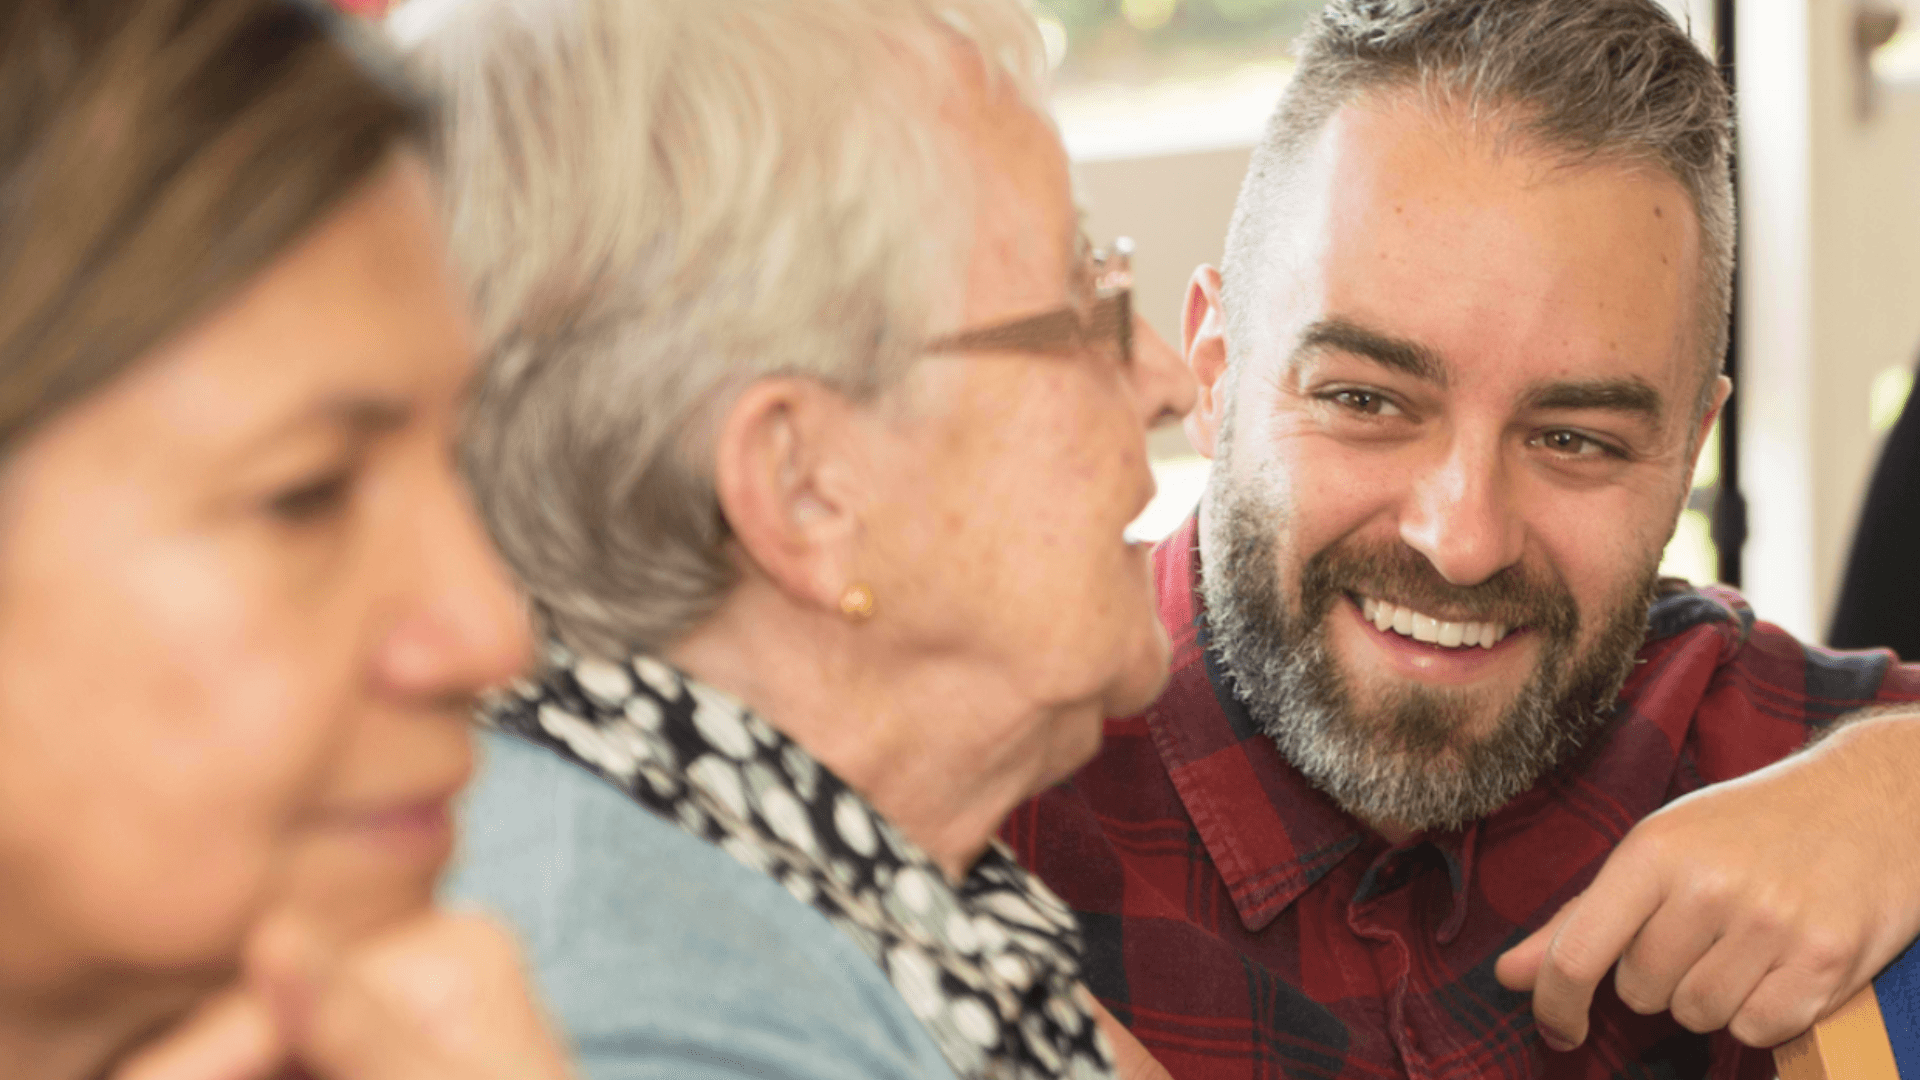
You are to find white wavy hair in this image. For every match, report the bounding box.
[399,0,1049,659]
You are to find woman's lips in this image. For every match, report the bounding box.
[312,798,456,861]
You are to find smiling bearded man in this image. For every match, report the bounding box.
[1000,2,1920,1079]
[1202,434,1646,833]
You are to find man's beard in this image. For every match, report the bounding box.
[1199,477,1658,834]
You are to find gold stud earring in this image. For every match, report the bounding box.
[839,583,876,621]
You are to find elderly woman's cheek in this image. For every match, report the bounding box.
[1043,395,1161,672]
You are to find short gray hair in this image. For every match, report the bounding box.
[1221,0,1733,416]
[404,0,1047,659]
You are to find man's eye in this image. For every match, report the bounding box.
[266,471,353,522]
[1532,430,1617,458]
[1327,389,1401,417]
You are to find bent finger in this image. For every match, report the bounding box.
[1498,895,1581,993]
[1530,856,1666,1049]
[1665,924,1781,1036]
[298,913,571,1080]
[1612,887,1726,1018]
[110,989,282,1080]
[248,913,447,1080]
[1724,937,1860,1048]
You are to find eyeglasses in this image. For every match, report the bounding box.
[926,236,1134,367]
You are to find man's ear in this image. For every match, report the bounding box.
[710,377,863,612]
[1686,374,1734,478]
[1183,265,1231,460]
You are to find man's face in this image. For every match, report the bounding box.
[1188,94,1725,834]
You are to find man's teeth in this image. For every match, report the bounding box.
[1360,597,1510,650]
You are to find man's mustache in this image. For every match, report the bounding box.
[1295,539,1581,640]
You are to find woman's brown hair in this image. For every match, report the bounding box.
[0,0,424,450]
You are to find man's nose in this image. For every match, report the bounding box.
[1398,438,1526,587]
[1132,313,1198,427]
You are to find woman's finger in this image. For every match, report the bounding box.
[109,988,282,1080]
[257,911,573,1080]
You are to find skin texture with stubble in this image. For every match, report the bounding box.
[1184,91,1723,842]
[1202,437,1657,831]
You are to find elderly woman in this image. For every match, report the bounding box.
[0,2,573,1078]
[411,0,1194,1078]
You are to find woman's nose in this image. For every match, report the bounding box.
[1132,313,1198,428]
[1397,442,1526,587]
[375,475,534,703]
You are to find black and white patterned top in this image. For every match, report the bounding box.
[483,644,1118,1080]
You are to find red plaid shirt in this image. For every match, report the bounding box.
[1001,516,1920,1080]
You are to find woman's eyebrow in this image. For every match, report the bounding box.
[229,394,414,460]
[284,395,413,437]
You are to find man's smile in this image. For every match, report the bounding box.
[1356,594,1517,649]
[1338,595,1535,688]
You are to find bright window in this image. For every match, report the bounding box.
[1042,0,1714,160]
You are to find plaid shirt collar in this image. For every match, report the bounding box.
[1145,515,1748,936]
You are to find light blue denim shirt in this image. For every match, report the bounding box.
[446,730,960,1080]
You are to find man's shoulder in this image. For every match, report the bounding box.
[449,730,957,1080]
[1634,582,1920,782]
[1645,580,1752,645]
[1645,580,1916,701]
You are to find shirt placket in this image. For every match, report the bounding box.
[1343,833,1480,1080]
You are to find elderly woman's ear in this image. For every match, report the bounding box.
[711,376,874,613]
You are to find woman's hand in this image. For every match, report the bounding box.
[111,912,574,1080]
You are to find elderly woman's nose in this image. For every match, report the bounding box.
[1133,313,1197,427]
[376,480,533,700]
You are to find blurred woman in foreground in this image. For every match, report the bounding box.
[0,1,568,1077]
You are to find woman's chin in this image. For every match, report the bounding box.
[275,840,448,943]
[1100,621,1175,719]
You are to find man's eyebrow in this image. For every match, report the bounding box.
[1294,318,1449,386]
[1522,378,1665,422]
